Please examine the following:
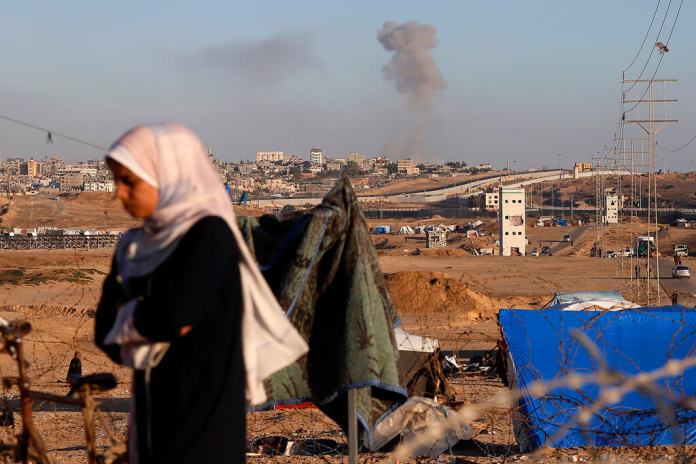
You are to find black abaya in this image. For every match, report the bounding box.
[95,216,246,463]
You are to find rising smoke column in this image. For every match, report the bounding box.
[377,21,447,159]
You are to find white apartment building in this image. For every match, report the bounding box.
[485,192,499,211]
[309,148,324,166]
[255,151,284,162]
[605,193,619,224]
[498,187,526,256]
[84,180,115,192]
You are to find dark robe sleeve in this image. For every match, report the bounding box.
[95,257,127,363]
[132,216,239,342]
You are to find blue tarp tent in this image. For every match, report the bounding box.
[499,307,696,450]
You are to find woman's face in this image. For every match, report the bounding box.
[107,159,159,219]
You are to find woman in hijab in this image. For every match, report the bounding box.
[95,124,307,463]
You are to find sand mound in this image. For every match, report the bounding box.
[384,271,504,320]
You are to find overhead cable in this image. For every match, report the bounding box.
[657,135,696,152]
[0,113,107,151]
[622,0,662,73]
[623,0,683,113]
[622,0,673,94]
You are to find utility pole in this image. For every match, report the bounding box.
[624,78,678,305]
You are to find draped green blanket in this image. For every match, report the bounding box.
[239,179,406,432]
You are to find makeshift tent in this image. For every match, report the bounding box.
[374,225,392,234]
[544,291,639,311]
[499,307,696,450]
[394,327,447,398]
[399,226,415,235]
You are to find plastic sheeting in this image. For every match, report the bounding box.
[547,291,624,306]
[545,291,639,311]
[369,396,474,457]
[394,327,439,353]
[499,307,696,450]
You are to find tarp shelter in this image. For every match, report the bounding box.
[399,226,415,235]
[499,307,696,451]
[394,327,447,399]
[544,291,639,311]
[374,225,392,234]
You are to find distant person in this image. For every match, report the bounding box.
[66,351,82,384]
[95,124,307,464]
[672,289,679,306]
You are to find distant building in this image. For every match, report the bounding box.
[605,193,619,224]
[485,192,499,211]
[256,151,284,162]
[84,180,115,192]
[498,187,526,256]
[326,160,342,172]
[347,152,365,163]
[309,147,324,166]
[574,162,593,179]
[60,171,84,191]
[26,159,40,177]
[397,158,420,176]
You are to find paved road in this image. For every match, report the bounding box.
[657,257,696,307]
[529,225,589,256]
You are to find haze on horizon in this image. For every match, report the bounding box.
[1,1,695,170]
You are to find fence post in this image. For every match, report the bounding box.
[347,388,358,464]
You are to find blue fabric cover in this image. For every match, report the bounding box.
[499,307,696,450]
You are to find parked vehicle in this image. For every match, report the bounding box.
[616,248,635,257]
[562,234,571,242]
[674,244,688,257]
[541,246,552,256]
[636,236,655,258]
[530,248,539,256]
[672,265,691,279]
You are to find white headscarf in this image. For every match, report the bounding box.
[106,123,308,405]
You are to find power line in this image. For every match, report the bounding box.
[0,113,107,151]
[622,0,662,73]
[623,0,683,113]
[657,135,696,152]
[622,0,672,94]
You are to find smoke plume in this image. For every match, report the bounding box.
[377,21,447,159]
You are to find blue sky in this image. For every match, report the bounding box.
[1,1,695,169]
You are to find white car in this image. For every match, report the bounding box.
[672,265,691,279]
[674,244,688,257]
[530,248,539,256]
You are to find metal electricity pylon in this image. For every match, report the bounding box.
[623,78,678,305]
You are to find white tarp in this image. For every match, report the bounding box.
[546,290,639,311]
[556,298,639,311]
[399,226,415,235]
[394,327,439,352]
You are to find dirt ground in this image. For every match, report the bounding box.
[0,243,689,462]
[0,196,693,462]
